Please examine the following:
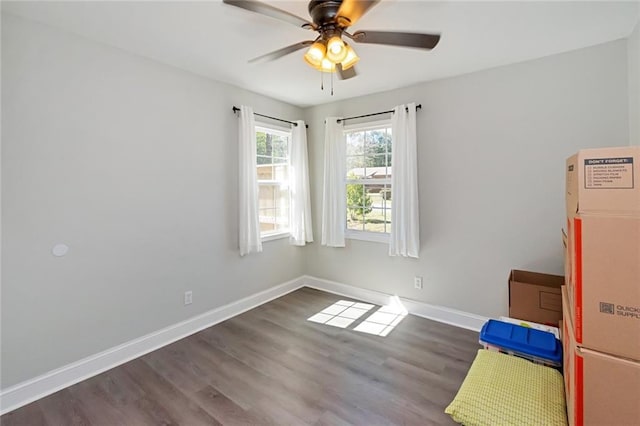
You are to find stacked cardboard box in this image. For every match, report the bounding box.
[508,270,564,326]
[562,287,640,426]
[563,146,640,426]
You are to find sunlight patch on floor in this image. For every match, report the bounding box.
[353,303,407,337]
[308,296,408,336]
[307,300,375,328]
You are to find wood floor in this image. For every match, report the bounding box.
[1,287,481,426]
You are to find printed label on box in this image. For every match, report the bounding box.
[584,157,634,189]
[598,301,640,319]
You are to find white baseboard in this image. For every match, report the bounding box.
[1,275,487,415]
[0,277,305,415]
[302,275,488,332]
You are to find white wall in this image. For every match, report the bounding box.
[629,20,640,146]
[1,14,305,388]
[303,40,629,318]
[1,10,634,392]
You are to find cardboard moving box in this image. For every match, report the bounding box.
[566,146,640,217]
[562,286,640,426]
[565,214,640,360]
[509,270,564,326]
[562,228,570,287]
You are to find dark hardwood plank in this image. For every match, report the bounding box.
[192,385,268,426]
[0,400,48,426]
[38,389,91,426]
[315,410,353,426]
[1,287,480,425]
[121,359,220,425]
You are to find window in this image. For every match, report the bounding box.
[345,120,392,242]
[256,124,291,239]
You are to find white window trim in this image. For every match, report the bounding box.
[345,229,390,243]
[261,231,290,242]
[344,118,392,244]
[256,121,293,241]
[343,118,391,132]
[255,121,292,135]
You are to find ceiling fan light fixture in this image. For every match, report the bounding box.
[340,43,359,70]
[303,41,326,68]
[225,0,442,88]
[326,35,348,63]
[318,57,336,73]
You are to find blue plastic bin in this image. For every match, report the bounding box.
[479,319,562,367]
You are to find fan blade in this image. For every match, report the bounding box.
[337,64,357,80]
[249,41,314,63]
[352,30,440,50]
[336,0,380,27]
[223,0,315,29]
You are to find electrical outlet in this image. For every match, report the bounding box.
[414,276,423,290]
[184,291,193,305]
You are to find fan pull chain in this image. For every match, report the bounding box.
[320,70,324,91]
[331,70,334,96]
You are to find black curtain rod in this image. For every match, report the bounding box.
[232,106,308,128]
[337,104,422,123]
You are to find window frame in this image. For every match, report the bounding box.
[255,121,293,242]
[343,118,392,244]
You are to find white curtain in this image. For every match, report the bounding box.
[238,105,262,256]
[321,117,346,247]
[390,102,420,258]
[289,120,313,246]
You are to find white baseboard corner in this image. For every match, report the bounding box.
[1,275,486,416]
[0,276,305,416]
[302,275,488,332]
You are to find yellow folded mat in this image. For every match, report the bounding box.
[445,349,567,426]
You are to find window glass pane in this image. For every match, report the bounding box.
[276,186,290,209]
[276,207,289,231]
[274,165,288,181]
[346,156,366,180]
[347,184,372,217]
[347,215,364,231]
[259,208,276,233]
[366,129,389,154]
[380,185,391,209]
[271,135,288,158]
[256,126,291,237]
[257,155,272,165]
[344,125,392,236]
[363,130,374,154]
[384,207,392,233]
[259,184,275,209]
[366,154,387,168]
[346,131,364,156]
[265,134,274,158]
[271,186,290,232]
[368,185,385,208]
[257,165,273,180]
[364,208,386,233]
[256,132,268,156]
[346,183,364,207]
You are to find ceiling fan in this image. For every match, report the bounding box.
[223,0,441,80]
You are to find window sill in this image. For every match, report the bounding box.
[261,232,290,243]
[345,230,390,244]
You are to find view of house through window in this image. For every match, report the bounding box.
[345,121,392,236]
[256,125,291,237]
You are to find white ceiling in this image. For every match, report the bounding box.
[2,1,638,107]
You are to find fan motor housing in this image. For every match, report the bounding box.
[308,0,343,27]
